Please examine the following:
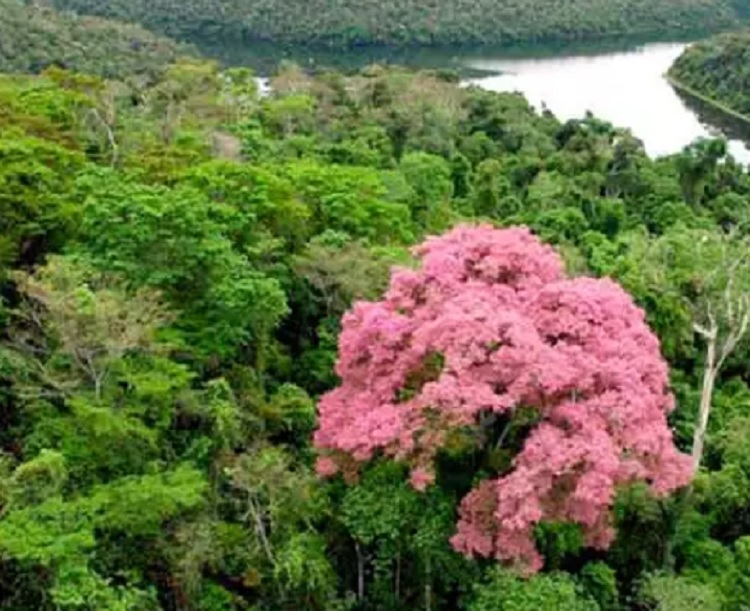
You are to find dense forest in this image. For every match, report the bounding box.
[51,0,743,48]
[669,30,750,117]
[5,5,750,606]
[0,0,190,78]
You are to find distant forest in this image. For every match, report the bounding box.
[0,0,190,78]
[670,30,750,117]
[50,0,744,47]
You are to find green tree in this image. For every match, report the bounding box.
[73,170,288,362]
[467,569,598,611]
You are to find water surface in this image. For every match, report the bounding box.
[462,42,750,162]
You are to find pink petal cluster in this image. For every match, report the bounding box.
[314,224,692,572]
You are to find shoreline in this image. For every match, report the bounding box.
[665,74,750,128]
[200,28,737,71]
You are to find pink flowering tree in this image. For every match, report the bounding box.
[314,224,692,573]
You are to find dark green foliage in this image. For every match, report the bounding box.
[0,133,84,266]
[52,0,740,48]
[0,0,190,79]
[669,30,750,117]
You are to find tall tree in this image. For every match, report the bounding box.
[315,224,691,573]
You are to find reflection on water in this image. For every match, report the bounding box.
[199,31,705,76]
[674,87,750,157]
[462,43,750,163]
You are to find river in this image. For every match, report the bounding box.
[215,38,750,162]
[462,42,750,162]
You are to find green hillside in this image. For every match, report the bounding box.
[0,0,191,78]
[669,30,750,117]
[51,0,741,47]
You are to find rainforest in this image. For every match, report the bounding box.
[49,0,748,48]
[4,0,750,609]
[669,30,750,119]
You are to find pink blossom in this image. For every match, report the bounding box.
[409,467,435,492]
[314,224,692,572]
[315,456,340,477]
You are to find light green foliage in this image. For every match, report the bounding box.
[9,449,68,507]
[526,171,574,211]
[0,465,206,558]
[227,446,335,606]
[24,398,160,485]
[0,72,92,141]
[473,158,510,218]
[0,465,206,608]
[341,464,427,546]
[262,95,317,139]
[199,582,238,611]
[176,160,311,252]
[73,170,288,361]
[468,568,598,611]
[601,226,750,367]
[636,574,723,611]
[729,537,750,603]
[261,383,317,437]
[221,67,260,120]
[282,161,416,243]
[50,562,160,610]
[273,532,336,599]
[675,139,728,205]
[228,446,327,535]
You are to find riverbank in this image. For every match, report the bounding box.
[250,38,750,162]
[665,74,750,128]
[199,30,725,75]
[460,42,750,161]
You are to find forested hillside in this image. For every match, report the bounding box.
[669,30,750,117]
[51,0,740,47]
[0,0,190,78]
[3,50,750,609]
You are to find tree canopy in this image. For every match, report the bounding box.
[669,30,750,117]
[52,0,742,48]
[315,225,691,572]
[0,0,190,79]
[1,37,750,609]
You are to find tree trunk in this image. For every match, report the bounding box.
[246,495,274,566]
[425,556,432,611]
[692,330,717,473]
[395,550,401,603]
[355,541,365,602]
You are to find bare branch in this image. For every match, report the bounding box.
[89,107,119,168]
